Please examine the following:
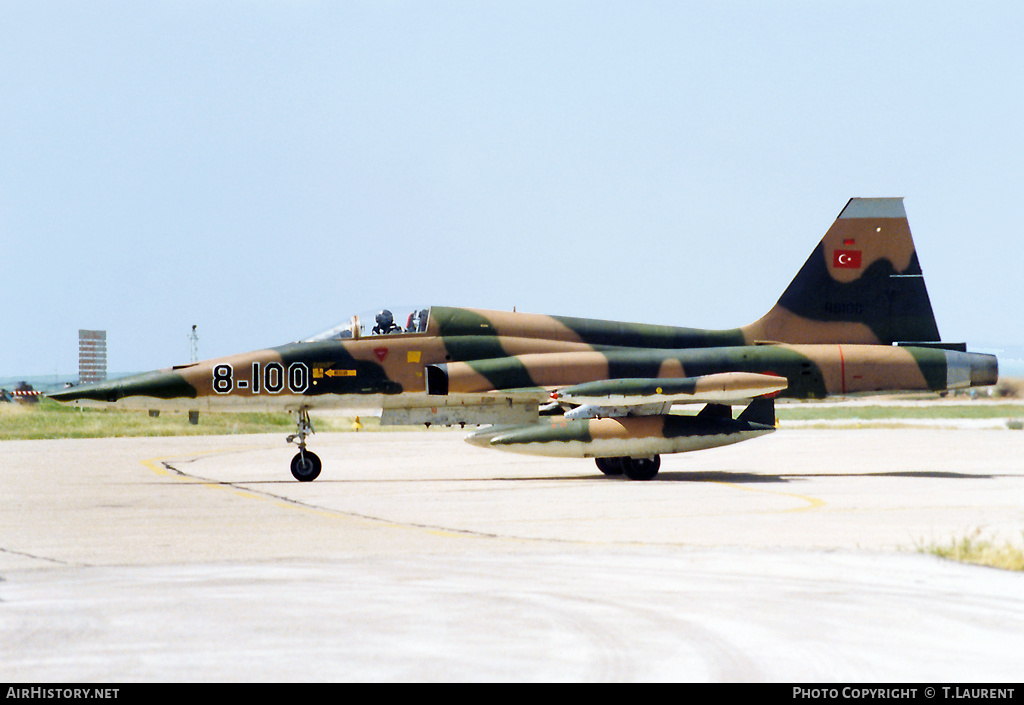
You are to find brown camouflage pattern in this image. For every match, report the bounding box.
[49,198,998,480]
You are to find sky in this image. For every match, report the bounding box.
[3,1,1022,377]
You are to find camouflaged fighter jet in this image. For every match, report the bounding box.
[50,198,998,481]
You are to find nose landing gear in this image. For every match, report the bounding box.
[287,408,321,482]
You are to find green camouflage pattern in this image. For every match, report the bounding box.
[50,198,999,481]
[47,312,995,409]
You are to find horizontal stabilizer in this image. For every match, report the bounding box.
[737,397,776,427]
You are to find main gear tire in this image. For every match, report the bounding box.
[595,457,625,476]
[623,456,661,481]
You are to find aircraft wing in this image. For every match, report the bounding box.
[378,392,539,426]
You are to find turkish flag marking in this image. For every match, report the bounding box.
[833,249,862,269]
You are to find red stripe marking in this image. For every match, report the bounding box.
[838,345,846,394]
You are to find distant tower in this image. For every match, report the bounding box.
[78,329,107,384]
[189,325,199,363]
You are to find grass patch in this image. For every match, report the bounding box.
[775,403,1024,422]
[920,531,1024,572]
[0,399,388,440]
[6,398,1024,441]
[0,399,294,440]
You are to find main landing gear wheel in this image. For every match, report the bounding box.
[291,451,322,482]
[286,408,321,481]
[622,457,663,479]
[623,456,661,481]
[595,455,662,480]
[595,457,624,476]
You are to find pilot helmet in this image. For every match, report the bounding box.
[376,310,394,328]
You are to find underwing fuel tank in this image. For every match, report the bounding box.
[466,405,776,459]
[552,372,788,406]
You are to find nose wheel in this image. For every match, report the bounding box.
[290,450,321,482]
[287,408,321,482]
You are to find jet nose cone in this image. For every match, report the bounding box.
[47,370,197,404]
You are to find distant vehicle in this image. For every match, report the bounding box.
[12,382,41,404]
[51,198,998,482]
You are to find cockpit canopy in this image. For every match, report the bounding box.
[304,306,431,342]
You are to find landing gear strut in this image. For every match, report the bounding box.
[287,408,321,482]
[595,455,661,481]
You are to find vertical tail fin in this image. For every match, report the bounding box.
[742,198,941,345]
